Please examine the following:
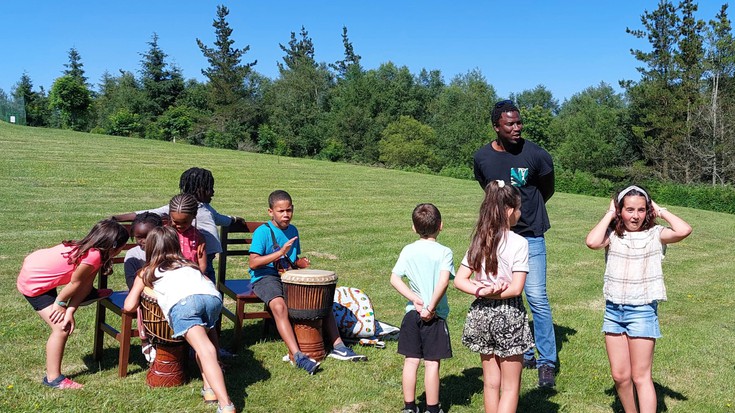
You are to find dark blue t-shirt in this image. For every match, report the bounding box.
[473,139,554,237]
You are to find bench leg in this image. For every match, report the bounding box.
[234,299,245,352]
[93,302,105,361]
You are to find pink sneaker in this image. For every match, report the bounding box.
[43,375,83,389]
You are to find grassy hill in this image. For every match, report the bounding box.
[1,122,733,412]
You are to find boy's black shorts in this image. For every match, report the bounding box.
[252,274,284,306]
[397,310,453,360]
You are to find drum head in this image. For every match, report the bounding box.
[142,286,157,301]
[281,269,337,285]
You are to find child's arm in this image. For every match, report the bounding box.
[249,236,298,269]
[422,270,450,321]
[123,275,145,313]
[390,273,424,312]
[488,271,527,299]
[586,198,616,250]
[112,212,137,222]
[651,200,692,244]
[197,239,207,273]
[50,263,98,325]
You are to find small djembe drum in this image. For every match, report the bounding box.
[140,287,187,387]
[281,269,338,362]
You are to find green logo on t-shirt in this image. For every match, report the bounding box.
[510,168,528,187]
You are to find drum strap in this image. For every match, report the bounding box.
[265,223,297,272]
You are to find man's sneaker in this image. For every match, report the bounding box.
[293,353,320,375]
[400,408,419,413]
[328,346,368,361]
[79,288,113,306]
[538,365,556,388]
[42,375,83,389]
[425,410,445,413]
[522,357,537,369]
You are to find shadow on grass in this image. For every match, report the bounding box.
[431,367,483,411]
[518,386,559,412]
[605,382,687,412]
[526,322,578,372]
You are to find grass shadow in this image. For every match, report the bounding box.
[605,382,687,412]
[81,343,148,377]
[428,367,483,411]
[526,322,577,372]
[518,386,559,412]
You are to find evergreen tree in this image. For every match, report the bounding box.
[63,47,88,85]
[12,72,49,127]
[196,5,259,149]
[140,33,184,117]
[330,26,361,78]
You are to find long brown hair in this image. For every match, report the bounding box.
[139,226,200,287]
[62,219,129,277]
[467,181,522,275]
[611,185,656,237]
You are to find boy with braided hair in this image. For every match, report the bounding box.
[113,167,243,283]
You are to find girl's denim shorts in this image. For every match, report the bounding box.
[602,300,661,339]
[168,294,222,338]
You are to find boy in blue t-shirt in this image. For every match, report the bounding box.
[249,190,367,374]
[390,203,454,413]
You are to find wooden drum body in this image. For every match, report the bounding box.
[140,287,187,387]
[281,269,338,362]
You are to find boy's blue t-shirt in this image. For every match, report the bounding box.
[392,239,455,319]
[248,221,301,283]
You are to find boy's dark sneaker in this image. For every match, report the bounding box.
[328,346,368,361]
[538,364,556,388]
[522,357,537,369]
[79,288,113,306]
[293,353,320,375]
[400,408,419,413]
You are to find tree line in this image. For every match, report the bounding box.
[3,1,735,187]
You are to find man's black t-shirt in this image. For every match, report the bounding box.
[473,139,554,237]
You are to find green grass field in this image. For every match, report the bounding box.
[0,122,733,413]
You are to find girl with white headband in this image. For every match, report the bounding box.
[585,185,692,413]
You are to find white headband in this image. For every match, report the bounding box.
[617,185,649,203]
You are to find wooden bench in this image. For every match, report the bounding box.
[92,221,139,377]
[217,220,271,351]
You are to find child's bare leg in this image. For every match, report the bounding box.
[605,333,636,413]
[481,354,502,413]
[185,326,231,408]
[498,355,523,413]
[629,337,656,413]
[402,357,421,404]
[268,297,301,356]
[424,359,441,406]
[38,306,71,380]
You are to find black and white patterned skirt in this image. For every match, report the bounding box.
[461,296,534,357]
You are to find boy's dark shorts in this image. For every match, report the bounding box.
[398,310,453,360]
[252,274,284,305]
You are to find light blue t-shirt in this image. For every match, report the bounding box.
[248,221,301,283]
[392,239,455,319]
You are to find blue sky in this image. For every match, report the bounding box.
[1,1,724,102]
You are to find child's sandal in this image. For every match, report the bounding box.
[201,387,217,404]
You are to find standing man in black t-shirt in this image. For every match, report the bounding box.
[473,99,557,388]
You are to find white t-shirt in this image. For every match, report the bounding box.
[152,265,221,322]
[461,231,529,285]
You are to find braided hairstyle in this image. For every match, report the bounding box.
[179,167,214,203]
[169,193,199,217]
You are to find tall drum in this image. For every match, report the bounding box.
[139,287,187,387]
[281,269,338,361]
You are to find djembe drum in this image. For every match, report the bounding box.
[140,287,187,387]
[281,269,338,362]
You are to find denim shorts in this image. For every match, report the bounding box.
[168,294,223,338]
[602,300,661,339]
